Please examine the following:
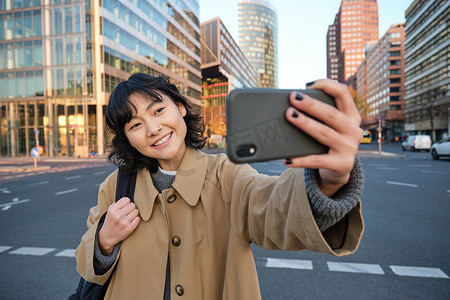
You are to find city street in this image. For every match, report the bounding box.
[0,144,449,299]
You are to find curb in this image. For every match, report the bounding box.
[357,151,404,158]
[0,165,52,172]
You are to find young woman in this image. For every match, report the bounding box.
[75,73,364,299]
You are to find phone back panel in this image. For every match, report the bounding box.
[226,88,336,163]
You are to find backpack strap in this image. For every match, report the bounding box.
[115,170,137,202]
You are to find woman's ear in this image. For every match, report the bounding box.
[178,103,187,117]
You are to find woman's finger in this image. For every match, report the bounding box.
[126,208,140,222]
[288,91,362,135]
[306,79,361,123]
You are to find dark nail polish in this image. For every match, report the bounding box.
[295,92,303,100]
[306,81,315,87]
[285,159,292,165]
[292,111,299,118]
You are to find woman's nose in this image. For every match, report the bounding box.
[147,124,162,137]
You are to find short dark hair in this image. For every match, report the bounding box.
[105,73,206,174]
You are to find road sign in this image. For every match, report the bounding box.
[31,147,40,158]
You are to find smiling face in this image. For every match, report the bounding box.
[124,92,187,171]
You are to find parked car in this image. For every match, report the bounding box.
[430,136,450,160]
[402,135,432,152]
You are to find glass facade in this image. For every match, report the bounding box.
[404,0,449,140]
[0,0,201,157]
[201,17,258,142]
[238,0,278,88]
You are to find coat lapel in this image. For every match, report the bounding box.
[133,169,159,221]
[173,148,208,207]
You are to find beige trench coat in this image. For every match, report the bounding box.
[76,148,364,299]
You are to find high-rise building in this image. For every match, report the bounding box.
[238,0,278,88]
[327,14,341,81]
[0,0,201,157]
[357,23,406,141]
[201,17,259,142]
[404,0,449,140]
[327,0,379,83]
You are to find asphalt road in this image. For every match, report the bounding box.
[0,143,449,299]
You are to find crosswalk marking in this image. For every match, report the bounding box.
[1,245,448,280]
[390,266,449,279]
[327,262,385,275]
[0,246,12,253]
[55,249,76,257]
[10,247,55,256]
[266,258,312,270]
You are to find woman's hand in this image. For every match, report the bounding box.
[98,197,140,255]
[284,79,363,197]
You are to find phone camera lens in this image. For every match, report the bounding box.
[236,144,257,157]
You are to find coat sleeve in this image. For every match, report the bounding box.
[218,157,364,256]
[75,170,121,284]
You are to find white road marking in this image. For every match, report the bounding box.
[0,188,11,193]
[447,190,450,193]
[0,199,30,211]
[55,249,76,257]
[266,258,313,270]
[386,181,419,188]
[94,171,107,175]
[368,163,389,167]
[10,247,55,256]
[29,180,49,186]
[66,175,82,180]
[54,188,78,195]
[377,167,399,171]
[421,170,448,174]
[409,164,431,167]
[390,266,449,279]
[0,246,12,253]
[327,262,385,275]
[2,246,449,280]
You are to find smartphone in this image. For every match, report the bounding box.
[226,88,336,163]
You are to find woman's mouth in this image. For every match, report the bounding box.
[152,132,172,147]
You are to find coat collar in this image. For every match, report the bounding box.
[133,148,208,221]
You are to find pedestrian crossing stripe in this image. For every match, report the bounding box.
[2,246,447,279]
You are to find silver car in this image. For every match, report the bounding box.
[431,136,450,160]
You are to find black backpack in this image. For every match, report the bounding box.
[69,170,137,300]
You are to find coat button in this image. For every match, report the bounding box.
[172,236,181,246]
[167,194,177,203]
[175,284,184,296]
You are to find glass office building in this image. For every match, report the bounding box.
[404,0,449,140]
[0,0,201,157]
[238,0,278,88]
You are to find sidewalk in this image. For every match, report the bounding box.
[0,148,401,173]
[0,155,108,173]
[357,150,403,158]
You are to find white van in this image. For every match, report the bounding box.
[402,135,432,152]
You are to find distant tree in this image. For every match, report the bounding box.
[348,86,369,119]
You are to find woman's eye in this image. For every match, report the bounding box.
[155,107,164,115]
[129,123,141,130]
